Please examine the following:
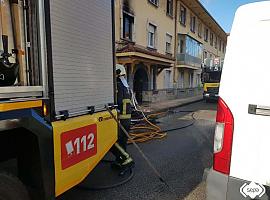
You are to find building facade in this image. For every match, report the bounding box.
[115,0,227,103]
[175,0,227,90]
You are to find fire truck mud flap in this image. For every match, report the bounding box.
[52,110,117,196]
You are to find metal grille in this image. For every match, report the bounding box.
[207,87,219,93]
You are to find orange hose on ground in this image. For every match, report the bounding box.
[128,113,167,143]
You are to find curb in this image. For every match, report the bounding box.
[202,168,210,182]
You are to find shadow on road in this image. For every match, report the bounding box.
[59,102,216,200]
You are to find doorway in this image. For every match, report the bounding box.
[133,67,149,104]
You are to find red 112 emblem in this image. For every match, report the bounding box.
[61,124,97,169]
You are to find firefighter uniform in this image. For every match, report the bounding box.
[116,77,131,150]
[110,65,133,168]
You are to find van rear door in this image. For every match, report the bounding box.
[219,2,270,186]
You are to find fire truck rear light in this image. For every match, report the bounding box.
[43,103,48,116]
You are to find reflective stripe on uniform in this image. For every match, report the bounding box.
[122,99,131,115]
[119,114,131,119]
[115,143,130,158]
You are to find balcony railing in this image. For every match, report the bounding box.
[177,53,202,68]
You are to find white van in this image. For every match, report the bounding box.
[206,1,270,200]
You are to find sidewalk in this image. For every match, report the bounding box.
[141,95,203,113]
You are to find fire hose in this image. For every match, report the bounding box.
[129,90,167,143]
[129,90,196,143]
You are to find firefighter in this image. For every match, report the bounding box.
[110,64,134,172]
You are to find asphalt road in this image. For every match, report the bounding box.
[59,101,217,200]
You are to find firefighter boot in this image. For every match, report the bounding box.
[119,157,135,176]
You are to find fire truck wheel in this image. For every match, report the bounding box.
[0,172,30,200]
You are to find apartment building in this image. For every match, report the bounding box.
[115,0,176,103]
[176,0,227,89]
[115,0,227,103]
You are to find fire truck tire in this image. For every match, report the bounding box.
[0,172,30,200]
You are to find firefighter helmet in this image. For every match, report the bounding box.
[116,64,126,76]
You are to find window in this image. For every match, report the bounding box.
[179,39,184,53]
[149,0,158,6]
[166,33,172,53]
[219,39,222,51]
[210,32,214,46]
[196,74,200,86]
[167,0,173,16]
[198,22,202,38]
[180,5,186,25]
[190,15,196,33]
[222,43,226,53]
[164,70,172,89]
[214,35,218,49]
[189,72,193,88]
[123,13,134,41]
[204,27,209,42]
[148,24,156,48]
[184,35,202,58]
[178,72,184,88]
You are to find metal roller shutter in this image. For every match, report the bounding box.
[50,0,114,115]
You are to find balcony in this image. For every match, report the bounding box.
[176,53,202,69]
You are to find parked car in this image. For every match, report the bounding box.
[206,1,270,200]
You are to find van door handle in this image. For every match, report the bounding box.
[248,104,270,116]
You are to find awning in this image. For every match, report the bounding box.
[117,52,174,67]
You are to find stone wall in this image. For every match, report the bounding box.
[142,87,203,103]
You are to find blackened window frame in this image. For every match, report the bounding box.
[122,12,134,41]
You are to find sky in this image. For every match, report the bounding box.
[200,0,265,33]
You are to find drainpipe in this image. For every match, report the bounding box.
[173,0,179,89]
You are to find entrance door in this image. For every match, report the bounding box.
[189,72,193,88]
[164,70,171,89]
[178,72,184,88]
[133,68,148,104]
